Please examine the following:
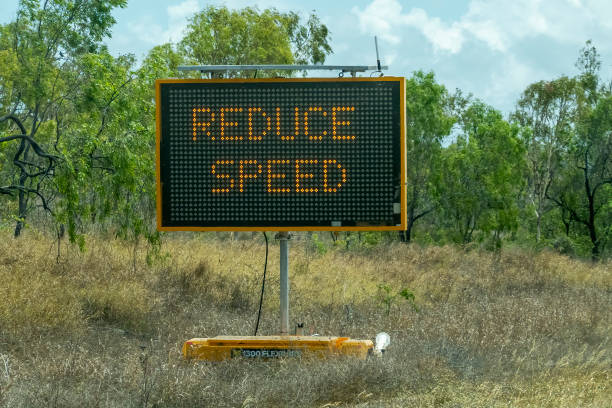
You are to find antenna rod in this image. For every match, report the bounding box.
[375,36,381,71]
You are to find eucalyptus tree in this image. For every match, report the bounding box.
[437,101,525,245]
[0,0,127,237]
[546,42,612,260]
[401,71,454,242]
[179,6,332,77]
[513,77,576,242]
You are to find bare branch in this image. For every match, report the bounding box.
[0,114,27,135]
[592,178,612,195]
[0,186,14,195]
[0,185,54,215]
[546,192,588,226]
[413,207,436,223]
[0,134,60,161]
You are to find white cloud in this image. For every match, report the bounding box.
[351,0,404,44]
[385,52,397,66]
[485,54,545,107]
[168,0,200,21]
[583,0,612,29]
[352,0,465,52]
[130,0,201,45]
[352,0,612,54]
[403,8,465,53]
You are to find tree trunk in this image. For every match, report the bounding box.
[536,212,541,242]
[13,171,28,238]
[587,194,599,261]
[399,206,416,243]
[561,209,571,236]
[405,217,414,243]
[590,237,600,261]
[12,129,30,238]
[583,161,600,261]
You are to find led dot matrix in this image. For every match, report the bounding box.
[157,78,406,230]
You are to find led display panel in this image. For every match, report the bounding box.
[156,77,406,231]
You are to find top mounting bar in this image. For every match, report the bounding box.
[178,64,388,73]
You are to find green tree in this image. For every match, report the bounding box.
[401,71,454,242]
[141,43,184,80]
[1,1,333,246]
[546,42,612,260]
[513,76,576,242]
[53,51,157,245]
[437,101,525,245]
[0,0,126,237]
[179,6,331,77]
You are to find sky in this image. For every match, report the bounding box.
[2,0,612,116]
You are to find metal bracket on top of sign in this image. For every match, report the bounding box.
[177,64,389,78]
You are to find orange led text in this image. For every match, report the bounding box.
[211,159,347,193]
[193,106,355,141]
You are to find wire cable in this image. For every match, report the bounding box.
[253,232,268,336]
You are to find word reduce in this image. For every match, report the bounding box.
[192,106,355,142]
[193,106,356,194]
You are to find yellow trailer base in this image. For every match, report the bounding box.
[183,335,374,361]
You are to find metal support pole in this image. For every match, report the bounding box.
[276,232,290,335]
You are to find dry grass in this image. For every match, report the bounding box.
[0,230,610,407]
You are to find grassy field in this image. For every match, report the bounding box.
[0,230,610,407]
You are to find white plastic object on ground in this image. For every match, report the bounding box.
[374,332,390,356]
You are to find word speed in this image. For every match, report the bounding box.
[156,77,406,231]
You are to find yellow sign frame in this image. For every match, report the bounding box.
[155,77,407,232]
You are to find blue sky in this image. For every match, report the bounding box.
[3,0,612,115]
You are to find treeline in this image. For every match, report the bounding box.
[0,1,610,259]
[403,56,611,261]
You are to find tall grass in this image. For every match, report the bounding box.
[0,230,610,407]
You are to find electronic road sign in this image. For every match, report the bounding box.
[156,77,406,231]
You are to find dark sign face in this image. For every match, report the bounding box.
[156,78,406,231]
